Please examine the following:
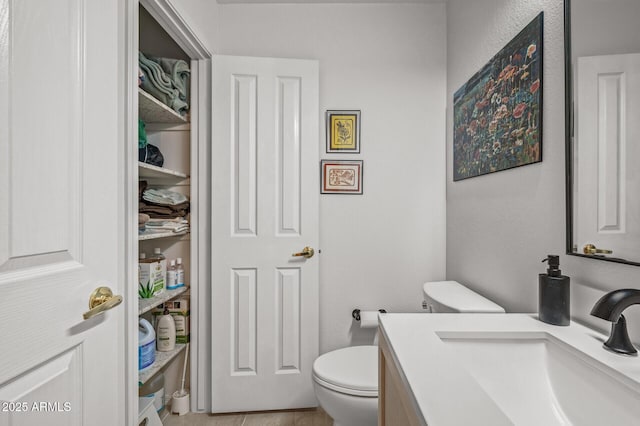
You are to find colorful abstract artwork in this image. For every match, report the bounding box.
[453,12,543,181]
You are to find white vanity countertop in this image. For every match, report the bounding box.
[378,313,640,426]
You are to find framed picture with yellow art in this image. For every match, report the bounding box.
[320,160,363,194]
[326,110,361,153]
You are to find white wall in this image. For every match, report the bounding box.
[446,0,640,342]
[169,0,221,53]
[170,2,447,354]
[213,3,448,353]
[571,0,640,59]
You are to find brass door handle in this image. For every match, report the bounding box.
[83,286,123,320]
[292,246,314,259]
[583,244,613,255]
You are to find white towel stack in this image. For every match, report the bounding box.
[145,218,189,234]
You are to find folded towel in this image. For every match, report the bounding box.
[139,180,148,199]
[138,213,151,225]
[146,218,188,225]
[142,188,188,206]
[139,51,189,116]
[139,202,188,219]
[144,218,189,233]
[150,56,190,102]
[139,52,175,102]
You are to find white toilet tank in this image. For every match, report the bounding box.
[423,281,505,313]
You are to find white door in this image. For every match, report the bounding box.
[0,1,124,425]
[575,53,640,260]
[211,56,319,412]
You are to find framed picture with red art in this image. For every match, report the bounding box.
[320,160,363,195]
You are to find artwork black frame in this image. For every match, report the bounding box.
[325,110,361,154]
[453,12,544,181]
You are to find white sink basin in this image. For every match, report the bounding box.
[440,332,640,425]
[379,314,640,426]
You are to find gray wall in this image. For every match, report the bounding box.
[446,0,640,342]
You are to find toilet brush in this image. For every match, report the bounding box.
[171,343,190,416]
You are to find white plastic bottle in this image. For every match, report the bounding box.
[166,259,177,290]
[175,258,185,288]
[156,307,176,352]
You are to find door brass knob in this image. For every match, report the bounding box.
[292,246,314,259]
[583,244,613,255]
[83,286,123,320]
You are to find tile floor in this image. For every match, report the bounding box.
[163,408,332,426]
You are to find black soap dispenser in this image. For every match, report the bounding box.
[539,255,570,326]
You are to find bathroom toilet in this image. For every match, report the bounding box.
[312,281,505,426]
[421,280,505,314]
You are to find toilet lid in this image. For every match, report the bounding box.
[423,281,505,313]
[313,345,378,397]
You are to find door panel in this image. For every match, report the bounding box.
[232,268,258,375]
[576,53,640,260]
[277,77,302,236]
[232,75,258,237]
[0,348,82,426]
[1,0,82,265]
[276,267,301,373]
[0,0,123,424]
[212,56,319,412]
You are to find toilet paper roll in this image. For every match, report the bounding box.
[358,311,379,329]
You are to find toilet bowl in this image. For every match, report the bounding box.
[313,345,378,426]
[312,281,504,426]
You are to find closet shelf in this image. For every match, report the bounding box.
[138,286,188,315]
[138,230,189,241]
[139,344,187,385]
[139,162,189,180]
[139,88,188,124]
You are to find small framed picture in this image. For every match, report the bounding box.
[326,110,361,153]
[320,160,363,194]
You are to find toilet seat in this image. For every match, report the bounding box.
[312,345,378,397]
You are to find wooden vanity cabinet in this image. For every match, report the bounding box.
[378,332,425,426]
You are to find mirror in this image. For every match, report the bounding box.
[566,0,640,266]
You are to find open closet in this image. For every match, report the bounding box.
[128,1,211,424]
[127,2,318,423]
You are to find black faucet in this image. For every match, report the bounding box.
[590,289,640,355]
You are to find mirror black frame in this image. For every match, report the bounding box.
[564,0,640,267]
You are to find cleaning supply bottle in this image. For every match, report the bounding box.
[539,255,570,326]
[138,253,154,299]
[139,372,165,413]
[175,258,185,288]
[156,306,176,352]
[166,259,178,290]
[138,318,156,371]
[153,247,167,293]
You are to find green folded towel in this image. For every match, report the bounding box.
[138,51,189,116]
[150,56,190,102]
